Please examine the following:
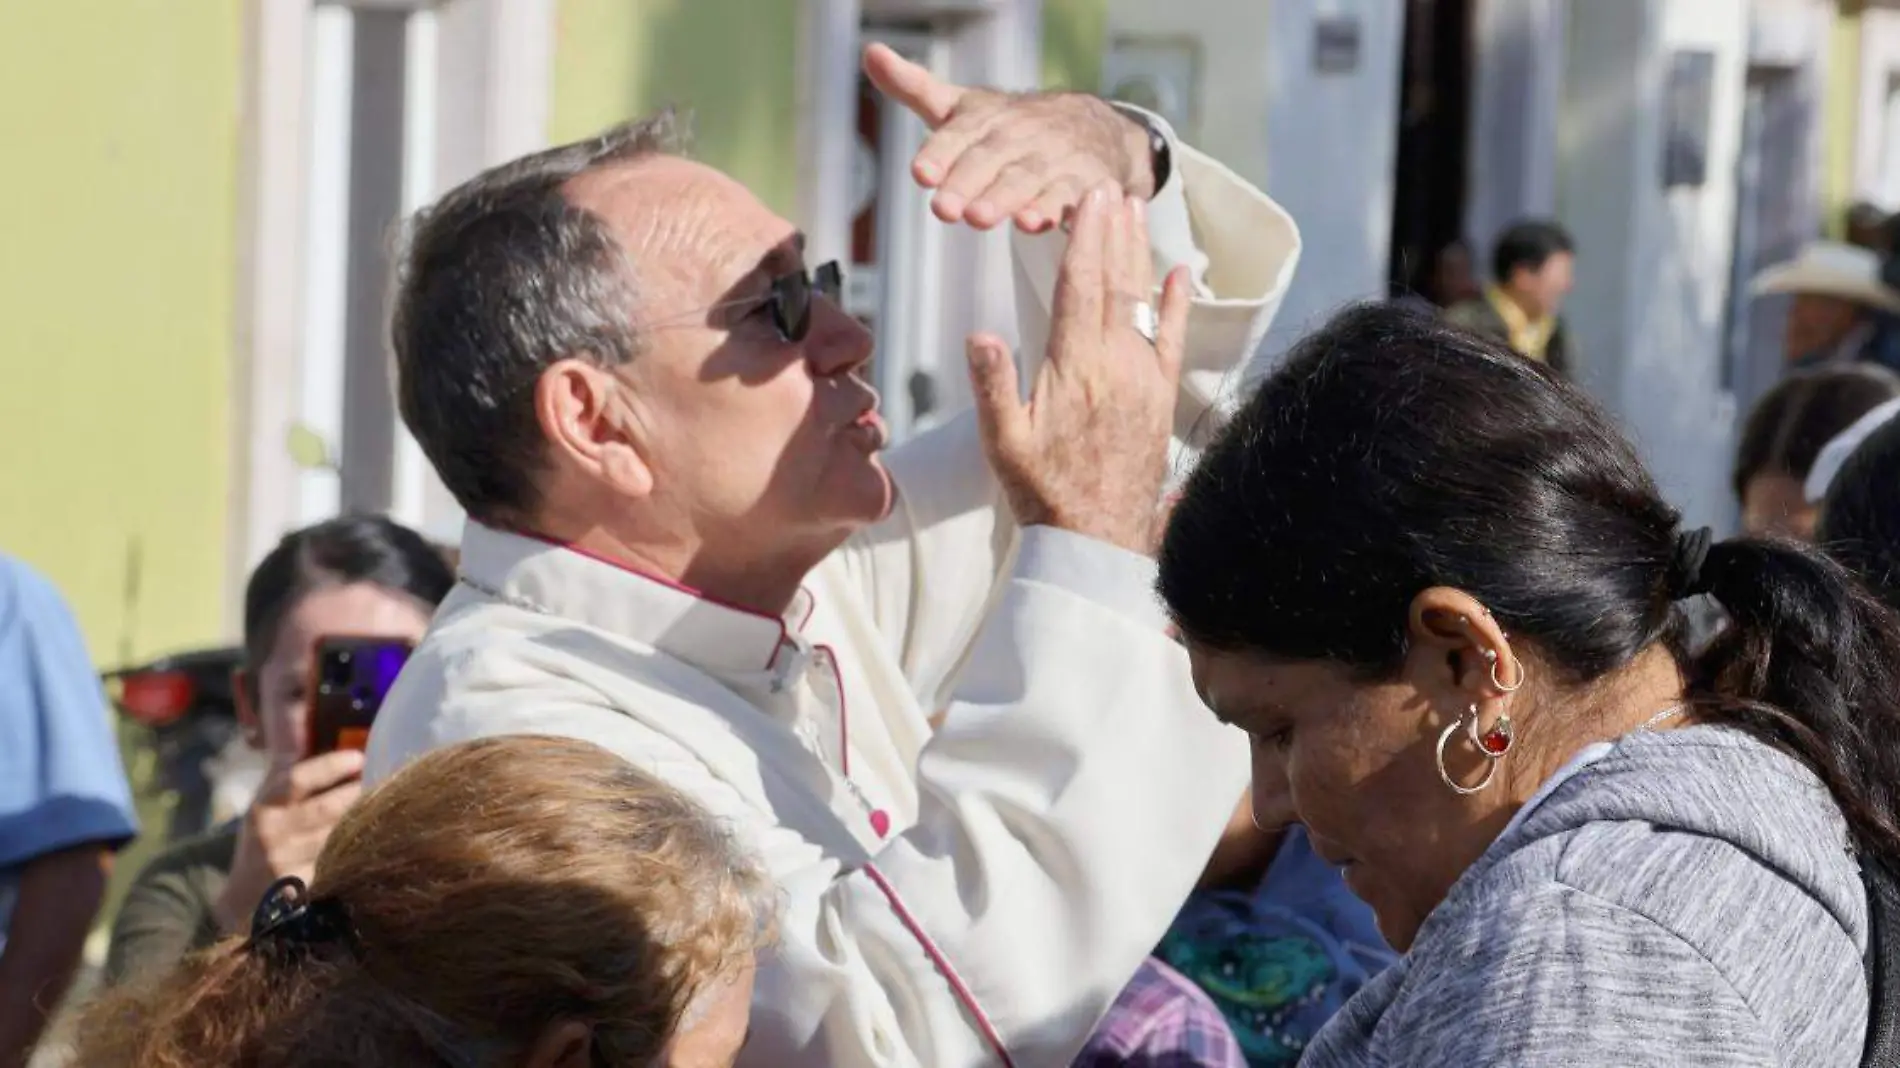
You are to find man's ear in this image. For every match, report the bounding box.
[534,359,655,499]
[1400,586,1517,706]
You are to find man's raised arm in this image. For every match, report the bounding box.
[830,45,1300,709]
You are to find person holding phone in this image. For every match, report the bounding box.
[103,515,452,985]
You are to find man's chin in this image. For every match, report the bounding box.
[847,461,897,526]
[802,456,897,535]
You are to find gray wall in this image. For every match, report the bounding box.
[1464,0,1565,254]
[1257,0,1407,358]
[1106,0,1405,370]
[1559,0,1749,530]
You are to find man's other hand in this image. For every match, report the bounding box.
[964,187,1188,554]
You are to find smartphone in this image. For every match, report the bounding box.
[306,636,414,756]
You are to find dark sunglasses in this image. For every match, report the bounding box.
[654,260,845,343]
[761,260,845,342]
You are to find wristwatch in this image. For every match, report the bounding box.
[1137,111,1174,194]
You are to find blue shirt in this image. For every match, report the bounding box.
[1156,825,1396,1067]
[0,554,139,953]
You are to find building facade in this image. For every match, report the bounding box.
[18,0,1900,664]
[1095,0,1889,531]
[0,0,1103,662]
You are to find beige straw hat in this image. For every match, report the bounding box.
[1752,240,1900,315]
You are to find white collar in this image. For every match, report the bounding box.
[1805,395,1900,503]
[457,522,818,682]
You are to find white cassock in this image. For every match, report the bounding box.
[367,108,1300,1068]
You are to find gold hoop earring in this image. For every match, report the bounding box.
[1437,703,1507,795]
[1482,647,1524,693]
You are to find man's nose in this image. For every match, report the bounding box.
[806,297,875,378]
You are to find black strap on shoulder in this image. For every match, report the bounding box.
[1859,850,1900,1066]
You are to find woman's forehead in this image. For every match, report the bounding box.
[1191,645,1338,712]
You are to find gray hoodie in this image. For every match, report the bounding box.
[1303,725,1869,1066]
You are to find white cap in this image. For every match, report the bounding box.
[1804,396,1900,503]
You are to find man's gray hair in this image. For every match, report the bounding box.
[390,110,688,521]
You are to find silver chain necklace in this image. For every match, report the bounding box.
[1637,703,1688,733]
[456,572,553,616]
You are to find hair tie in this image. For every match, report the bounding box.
[247,876,354,961]
[1666,526,1715,600]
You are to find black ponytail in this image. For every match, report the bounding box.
[1692,539,1900,858]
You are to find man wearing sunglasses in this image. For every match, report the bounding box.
[369,43,1300,1068]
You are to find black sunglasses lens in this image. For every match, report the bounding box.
[775,271,813,342]
[815,261,844,302]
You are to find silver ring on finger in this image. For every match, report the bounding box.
[1132,300,1160,346]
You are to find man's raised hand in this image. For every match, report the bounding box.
[864,42,1155,234]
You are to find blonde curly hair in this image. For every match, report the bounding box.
[73,735,773,1066]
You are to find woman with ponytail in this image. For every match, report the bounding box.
[74,735,772,1067]
[1159,302,1900,1065]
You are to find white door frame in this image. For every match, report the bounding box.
[230,0,316,621]
[866,30,950,442]
[1856,5,1900,207]
[228,0,551,623]
[1722,0,1830,415]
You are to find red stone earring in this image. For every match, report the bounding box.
[1471,711,1515,756]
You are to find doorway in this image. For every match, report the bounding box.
[1722,67,1809,414]
[1387,0,1474,301]
[852,24,949,443]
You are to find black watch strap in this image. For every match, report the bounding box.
[1142,114,1174,193]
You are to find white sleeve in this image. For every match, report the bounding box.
[429,530,1248,1068]
[847,527,1250,1066]
[831,109,1302,713]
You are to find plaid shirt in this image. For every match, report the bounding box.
[1074,956,1246,1068]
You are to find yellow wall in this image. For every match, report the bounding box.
[1044,0,1111,91]
[551,0,802,216]
[0,1,241,665]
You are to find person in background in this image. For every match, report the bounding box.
[1846,201,1891,255]
[1751,240,1900,371]
[104,516,453,985]
[1732,364,1900,541]
[1445,219,1576,377]
[1805,392,1900,510]
[75,735,769,1067]
[1076,956,1245,1067]
[1151,804,1394,1066]
[1820,415,1900,613]
[1158,302,1899,1065]
[0,554,139,1068]
[1395,239,1479,314]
